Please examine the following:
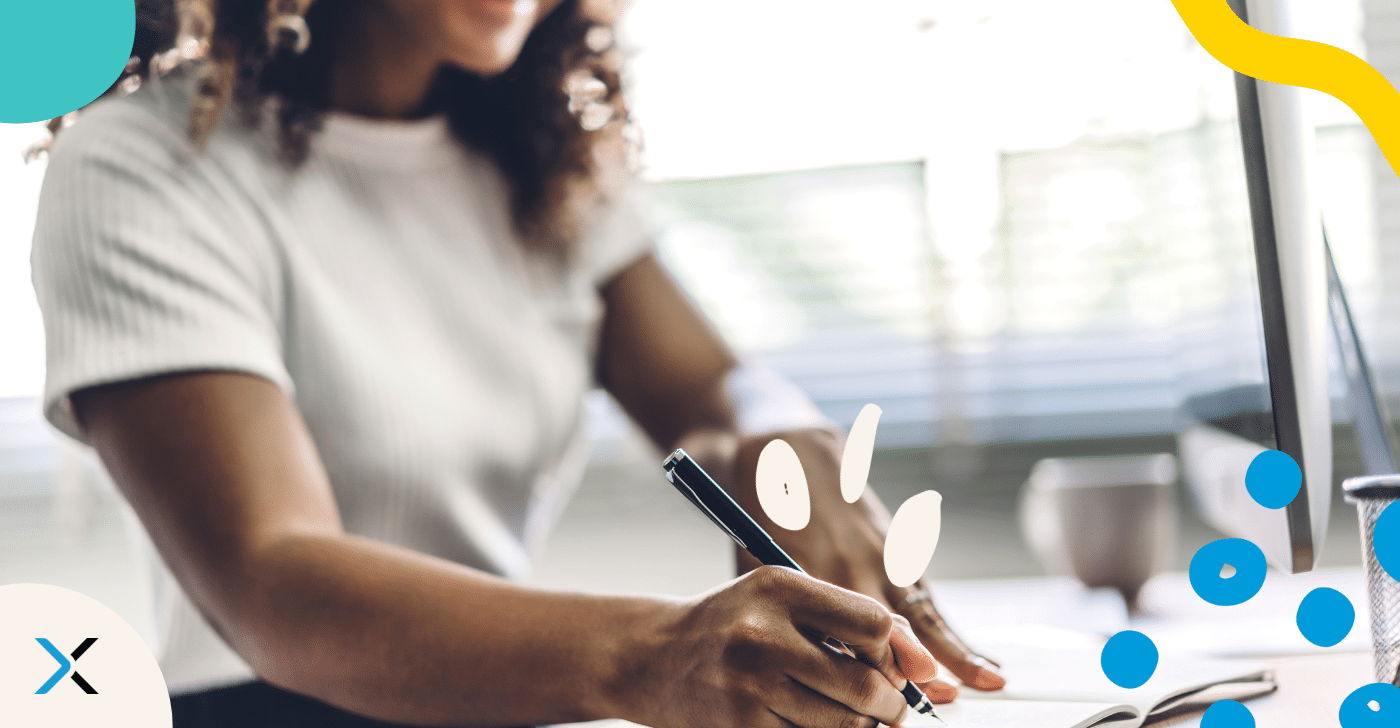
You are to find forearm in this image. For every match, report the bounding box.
[218,532,671,727]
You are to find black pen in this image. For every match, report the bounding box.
[662,448,947,726]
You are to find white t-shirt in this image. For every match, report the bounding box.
[30,68,654,693]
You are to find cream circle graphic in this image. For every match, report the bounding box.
[840,404,882,503]
[755,438,812,530]
[884,490,944,588]
[757,404,944,586]
[0,583,171,727]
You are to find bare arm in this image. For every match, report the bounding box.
[76,371,922,727]
[74,372,654,725]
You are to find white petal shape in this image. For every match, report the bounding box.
[755,438,810,531]
[884,490,943,587]
[840,403,882,503]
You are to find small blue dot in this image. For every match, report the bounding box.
[1100,630,1158,689]
[1296,587,1355,647]
[1245,450,1302,509]
[1201,699,1255,728]
[1373,501,1400,582]
[1340,683,1400,728]
[1189,538,1267,606]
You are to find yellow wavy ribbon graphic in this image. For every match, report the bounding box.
[1170,0,1400,179]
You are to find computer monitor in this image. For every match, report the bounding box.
[1177,0,1332,575]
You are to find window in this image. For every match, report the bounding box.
[0,122,54,497]
[0,0,1390,485]
[620,0,1390,448]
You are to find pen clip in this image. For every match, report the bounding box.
[665,468,747,549]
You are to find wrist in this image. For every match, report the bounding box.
[593,594,685,724]
[673,428,741,478]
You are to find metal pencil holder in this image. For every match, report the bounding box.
[1344,474,1400,686]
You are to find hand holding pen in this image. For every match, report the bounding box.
[625,565,939,727]
[712,429,1003,696]
[663,449,949,726]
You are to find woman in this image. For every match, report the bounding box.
[30,0,1004,725]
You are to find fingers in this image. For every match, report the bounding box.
[914,676,960,704]
[893,586,1005,692]
[778,642,907,728]
[888,614,939,684]
[741,567,914,725]
[887,614,961,704]
[760,568,905,689]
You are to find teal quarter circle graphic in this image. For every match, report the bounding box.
[1340,683,1400,728]
[1100,630,1158,689]
[1244,449,1302,509]
[1189,538,1267,606]
[1295,587,1355,647]
[0,2,136,123]
[1373,500,1400,582]
[1200,699,1255,728]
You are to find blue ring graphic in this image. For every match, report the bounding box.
[1189,538,1267,606]
[1340,683,1400,727]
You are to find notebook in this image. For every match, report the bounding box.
[903,639,1276,728]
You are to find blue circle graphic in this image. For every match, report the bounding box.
[1296,587,1355,647]
[1340,683,1400,728]
[0,3,136,123]
[1374,501,1400,582]
[1189,538,1267,606]
[1100,630,1158,689]
[1200,699,1255,728]
[1244,450,1302,509]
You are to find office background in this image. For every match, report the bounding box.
[1,0,1398,643]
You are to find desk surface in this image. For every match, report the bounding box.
[562,570,1380,728]
[562,652,1375,728]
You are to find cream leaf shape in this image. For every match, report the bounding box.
[840,403,882,503]
[755,438,811,531]
[883,490,943,587]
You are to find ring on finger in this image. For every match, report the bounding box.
[898,587,933,609]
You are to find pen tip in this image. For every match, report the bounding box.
[915,699,946,725]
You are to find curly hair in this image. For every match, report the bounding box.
[68,0,631,253]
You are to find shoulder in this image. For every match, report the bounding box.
[34,64,287,270]
[49,69,195,171]
[45,65,273,196]
[32,65,286,313]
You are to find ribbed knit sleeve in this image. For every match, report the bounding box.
[31,98,291,441]
[578,183,659,287]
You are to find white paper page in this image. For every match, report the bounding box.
[931,570,1371,659]
[1131,568,1370,657]
[903,699,1139,728]
[957,641,1271,712]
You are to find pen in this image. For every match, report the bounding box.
[662,448,947,726]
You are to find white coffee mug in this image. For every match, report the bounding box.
[1019,454,1178,609]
